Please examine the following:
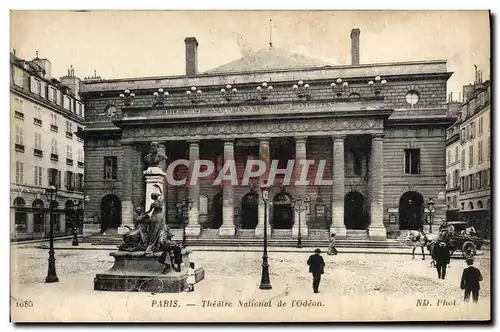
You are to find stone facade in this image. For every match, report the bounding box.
[80,33,454,240]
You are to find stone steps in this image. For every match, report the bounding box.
[83,235,409,249]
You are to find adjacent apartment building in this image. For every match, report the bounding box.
[457,79,491,237]
[10,52,85,241]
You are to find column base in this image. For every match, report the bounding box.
[254,227,271,238]
[185,226,201,237]
[368,226,387,239]
[219,227,235,237]
[292,226,308,237]
[329,226,347,239]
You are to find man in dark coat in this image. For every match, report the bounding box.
[461,258,483,303]
[307,248,325,293]
[431,241,451,279]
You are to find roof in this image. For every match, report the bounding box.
[205,46,331,74]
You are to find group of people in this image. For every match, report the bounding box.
[306,233,483,303]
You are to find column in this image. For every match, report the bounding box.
[187,140,201,237]
[118,143,134,235]
[368,134,387,238]
[330,135,347,238]
[219,139,235,237]
[256,138,270,238]
[293,137,308,237]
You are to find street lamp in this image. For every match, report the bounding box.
[259,183,272,290]
[368,76,387,96]
[293,196,309,248]
[71,199,80,246]
[119,89,135,106]
[330,78,349,98]
[44,185,59,283]
[292,80,311,100]
[177,199,193,247]
[427,197,435,233]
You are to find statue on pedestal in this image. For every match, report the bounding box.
[118,207,150,252]
[144,141,167,168]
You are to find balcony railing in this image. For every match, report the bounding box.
[50,153,59,161]
[65,131,73,139]
[15,144,25,153]
[66,158,74,166]
[77,161,84,168]
[34,148,43,157]
[33,118,42,126]
[14,111,24,120]
[50,125,59,133]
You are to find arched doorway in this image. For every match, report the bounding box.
[272,191,293,229]
[100,195,121,231]
[65,200,75,235]
[210,192,223,229]
[13,197,27,234]
[241,191,258,229]
[399,191,424,230]
[344,191,367,229]
[32,199,45,233]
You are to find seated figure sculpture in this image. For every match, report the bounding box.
[118,207,150,252]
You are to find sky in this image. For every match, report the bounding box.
[10,10,490,100]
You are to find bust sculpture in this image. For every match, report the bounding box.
[144,141,168,168]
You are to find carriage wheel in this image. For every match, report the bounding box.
[462,241,476,259]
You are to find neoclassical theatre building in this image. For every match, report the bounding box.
[80,29,454,241]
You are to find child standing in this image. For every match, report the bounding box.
[460,258,483,303]
[186,262,196,292]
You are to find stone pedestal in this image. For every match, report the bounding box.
[94,249,205,293]
[292,210,308,237]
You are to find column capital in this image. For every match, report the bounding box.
[222,139,234,144]
[186,139,200,144]
[371,134,385,141]
[294,136,308,143]
[332,135,346,141]
[258,137,270,144]
[121,142,136,148]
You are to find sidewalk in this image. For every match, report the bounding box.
[32,243,486,257]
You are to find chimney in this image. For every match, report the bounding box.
[185,37,199,76]
[350,28,360,65]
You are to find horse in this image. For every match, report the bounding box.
[406,230,439,260]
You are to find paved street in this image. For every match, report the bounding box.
[11,241,490,322]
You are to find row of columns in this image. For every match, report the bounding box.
[120,135,386,239]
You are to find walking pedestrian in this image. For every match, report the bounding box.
[460,258,483,303]
[327,233,338,255]
[431,240,451,279]
[307,248,325,293]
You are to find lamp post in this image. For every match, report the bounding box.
[45,185,59,283]
[293,196,309,248]
[71,199,79,246]
[177,199,193,247]
[427,197,435,233]
[259,184,272,290]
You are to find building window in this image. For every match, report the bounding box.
[48,168,61,188]
[34,165,43,186]
[447,150,451,165]
[468,145,474,168]
[454,169,459,188]
[352,151,362,176]
[30,76,41,95]
[405,91,419,107]
[104,156,118,180]
[478,141,483,164]
[460,128,466,143]
[66,145,73,160]
[13,66,23,86]
[476,172,482,189]
[77,173,84,191]
[454,146,458,162]
[487,137,490,160]
[461,203,465,210]
[446,174,450,189]
[15,125,24,145]
[16,161,24,184]
[51,138,58,154]
[460,150,465,170]
[14,97,24,114]
[471,122,476,139]
[49,86,57,102]
[452,196,457,208]
[63,96,71,110]
[460,177,465,193]
[66,171,74,190]
[404,149,420,175]
[469,174,474,191]
[478,117,483,135]
[66,120,73,138]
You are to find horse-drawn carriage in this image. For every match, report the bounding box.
[437,221,484,259]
